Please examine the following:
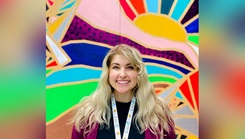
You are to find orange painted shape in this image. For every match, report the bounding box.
[180,80,195,109]
[190,71,199,110]
[120,0,136,20]
[155,89,162,94]
[129,0,145,14]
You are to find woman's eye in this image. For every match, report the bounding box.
[127,66,134,70]
[112,66,119,69]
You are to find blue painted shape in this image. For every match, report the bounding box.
[161,0,174,14]
[185,18,199,33]
[171,0,190,20]
[62,43,190,74]
[54,9,74,41]
[175,118,198,136]
[146,65,183,79]
[46,67,102,86]
[146,0,159,13]
[160,84,178,98]
[63,43,110,67]
[175,91,183,99]
[175,105,194,115]
[60,1,76,11]
[143,58,190,74]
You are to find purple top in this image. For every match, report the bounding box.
[71,124,176,139]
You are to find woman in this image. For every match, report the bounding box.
[71,44,175,139]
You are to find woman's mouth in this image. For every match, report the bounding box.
[116,80,130,84]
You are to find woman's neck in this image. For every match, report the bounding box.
[113,92,134,103]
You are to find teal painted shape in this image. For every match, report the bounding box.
[175,91,183,99]
[146,65,183,79]
[46,67,102,86]
[62,0,71,5]
[161,0,174,14]
[60,1,76,11]
[171,0,190,20]
[146,0,158,13]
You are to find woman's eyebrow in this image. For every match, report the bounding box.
[110,63,132,66]
[110,63,119,65]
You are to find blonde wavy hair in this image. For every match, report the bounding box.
[72,44,174,139]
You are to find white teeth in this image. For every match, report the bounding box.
[117,81,129,84]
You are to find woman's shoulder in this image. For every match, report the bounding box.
[71,124,99,139]
[145,126,176,139]
[71,125,83,139]
[165,125,176,139]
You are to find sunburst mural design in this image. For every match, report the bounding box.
[120,0,198,43]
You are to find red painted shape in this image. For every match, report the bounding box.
[129,0,145,14]
[46,61,57,67]
[190,71,199,110]
[120,0,136,20]
[180,80,195,109]
[48,0,54,6]
[155,89,162,94]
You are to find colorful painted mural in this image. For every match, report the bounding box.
[46,0,198,139]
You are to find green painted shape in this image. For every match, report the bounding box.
[148,76,176,83]
[188,35,199,45]
[46,69,52,74]
[46,81,98,122]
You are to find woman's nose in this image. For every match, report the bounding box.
[119,69,127,78]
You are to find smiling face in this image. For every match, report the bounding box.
[109,54,138,96]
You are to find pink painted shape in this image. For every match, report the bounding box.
[76,0,198,68]
[119,0,136,20]
[48,0,54,6]
[50,17,57,23]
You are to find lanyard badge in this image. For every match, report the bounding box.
[111,94,136,139]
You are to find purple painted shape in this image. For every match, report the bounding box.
[181,0,198,24]
[62,16,194,69]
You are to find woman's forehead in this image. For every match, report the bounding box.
[110,54,131,64]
